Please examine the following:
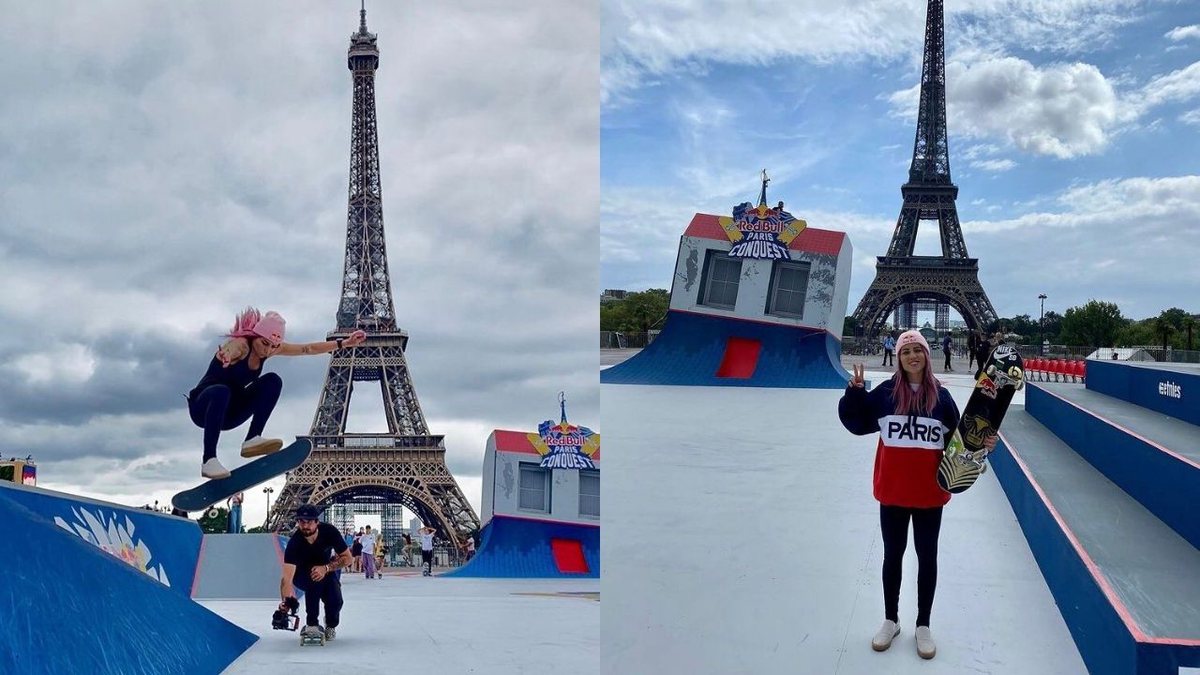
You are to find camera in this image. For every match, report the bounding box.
[272,596,300,631]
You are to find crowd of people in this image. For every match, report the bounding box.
[877,329,1008,376]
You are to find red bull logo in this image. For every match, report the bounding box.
[717,201,807,260]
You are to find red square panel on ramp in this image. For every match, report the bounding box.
[715,337,762,378]
[551,538,590,574]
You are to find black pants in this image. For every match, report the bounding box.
[880,504,943,627]
[882,350,893,366]
[943,350,952,370]
[188,374,282,461]
[295,571,344,628]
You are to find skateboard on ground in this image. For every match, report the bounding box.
[300,626,326,647]
[937,344,1024,494]
[172,438,313,512]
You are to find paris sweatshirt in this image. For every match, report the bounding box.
[838,378,960,508]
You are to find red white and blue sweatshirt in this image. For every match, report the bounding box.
[838,379,961,508]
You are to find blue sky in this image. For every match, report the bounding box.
[601,0,1200,323]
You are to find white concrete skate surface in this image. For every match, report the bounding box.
[602,368,1088,675]
[201,571,599,674]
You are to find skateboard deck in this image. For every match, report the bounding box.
[300,627,325,646]
[937,344,1024,494]
[172,438,313,512]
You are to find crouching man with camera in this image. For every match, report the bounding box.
[280,504,352,642]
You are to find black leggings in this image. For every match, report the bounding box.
[188,374,282,461]
[880,504,943,627]
[295,571,343,628]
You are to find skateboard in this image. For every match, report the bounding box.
[937,344,1024,494]
[300,626,325,647]
[172,438,313,512]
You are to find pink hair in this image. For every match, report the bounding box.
[889,343,942,415]
[227,307,262,338]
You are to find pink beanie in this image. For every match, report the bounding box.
[895,330,929,354]
[228,307,286,345]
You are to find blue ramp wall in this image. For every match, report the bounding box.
[601,310,850,388]
[1086,359,1200,425]
[0,481,202,596]
[0,490,257,675]
[1027,385,1200,549]
[444,516,600,578]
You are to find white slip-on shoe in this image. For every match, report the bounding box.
[201,458,231,479]
[871,620,900,651]
[240,436,283,458]
[915,626,937,659]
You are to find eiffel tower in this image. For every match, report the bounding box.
[266,7,479,546]
[851,0,998,337]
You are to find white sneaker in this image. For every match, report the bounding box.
[915,626,937,659]
[871,619,900,651]
[241,436,283,458]
[201,458,231,479]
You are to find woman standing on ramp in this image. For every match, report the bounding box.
[187,307,366,478]
[837,330,996,659]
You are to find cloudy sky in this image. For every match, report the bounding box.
[0,1,598,526]
[602,0,1200,324]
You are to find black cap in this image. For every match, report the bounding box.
[295,504,321,520]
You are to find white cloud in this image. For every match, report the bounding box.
[890,54,1125,158]
[1182,109,1200,126]
[1166,25,1200,41]
[602,0,1142,105]
[1139,61,1200,108]
[971,158,1017,172]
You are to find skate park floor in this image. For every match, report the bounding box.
[200,571,598,673]
[601,363,1090,674]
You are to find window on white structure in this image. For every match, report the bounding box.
[766,260,810,318]
[519,463,551,513]
[578,470,600,518]
[699,251,742,310]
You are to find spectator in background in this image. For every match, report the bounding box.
[375,537,388,578]
[941,334,953,372]
[966,331,978,371]
[882,333,896,367]
[465,533,476,561]
[974,333,993,380]
[418,526,436,576]
[351,531,363,572]
[360,525,378,579]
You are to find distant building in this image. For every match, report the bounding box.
[601,289,628,304]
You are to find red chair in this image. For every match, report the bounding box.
[1074,360,1086,383]
[1028,358,1041,382]
[1052,359,1065,382]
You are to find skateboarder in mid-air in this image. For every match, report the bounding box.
[838,330,996,660]
[280,504,352,643]
[187,307,366,478]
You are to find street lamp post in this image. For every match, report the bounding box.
[263,486,274,528]
[1038,294,1048,356]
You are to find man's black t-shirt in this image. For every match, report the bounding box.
[284,522,349,573]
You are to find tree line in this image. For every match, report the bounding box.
[602,292,1197,351]
[845,301,1198,350]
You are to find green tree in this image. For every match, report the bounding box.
[1153,316,1175,351]
[1041,310,1063,344]
[1059,300,1126,348]
[600,289,669,332]
[1116,320,1157,347]
[198,507,229,534]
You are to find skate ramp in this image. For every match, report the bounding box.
[192,533,289,599]
[0,480,202,596]
[0,489,257,675]
[600,310,850,388]
[445,515,599,578]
